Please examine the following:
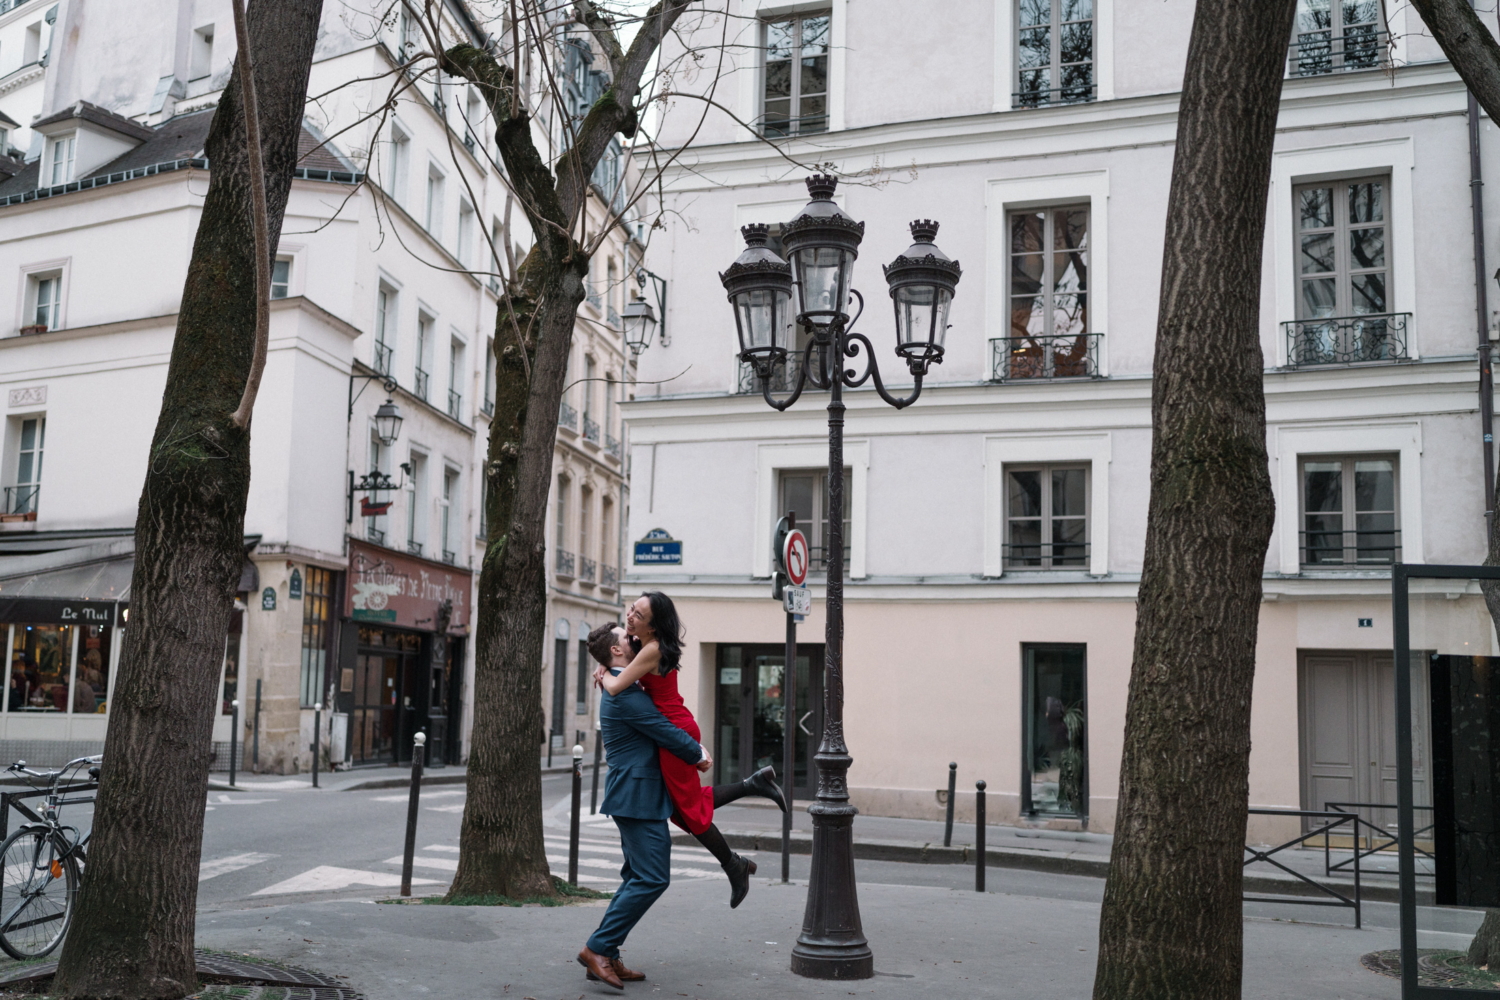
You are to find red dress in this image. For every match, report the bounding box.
[638,669,715,835]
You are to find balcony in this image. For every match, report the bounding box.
[601,564,617,590]
[605,434,622,460]
[481,396,494,417]
[2,484,39,521]
[579,556,597,583]
[374,342,393,376]
[414,367,430,401]
[447,389,462,421]
[1283,313,1410,368]
[558,401,578,431]
[442,549,456,565]
[555,549,576,578]
[1013,79,1096,110]
[366,525,386,545]
[583,416,600,445]
[407,540,423,556]
[1002,541,1091,571]
[1300,529,1401,568]
[1288,29,1389,78]
[990,334,1101,381]
[737,353,807,395]
[607,305,620,328]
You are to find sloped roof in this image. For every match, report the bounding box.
[0,108,19,130]
[31,100,156,142]
[0,160,38,198]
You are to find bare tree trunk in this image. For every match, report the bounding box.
[1091,3,1294,997]
[437,0,698,899]
[53,2,323,995]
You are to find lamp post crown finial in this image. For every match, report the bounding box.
[909,219,939,244]
[806,173,838,200]
[741,223,771,247]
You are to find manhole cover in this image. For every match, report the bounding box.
[1364,949,1500,991]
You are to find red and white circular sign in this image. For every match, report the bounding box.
[783,530,809,587]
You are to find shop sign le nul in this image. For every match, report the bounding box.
[345,539,471,632]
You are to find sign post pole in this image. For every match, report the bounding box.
[774,513,810,884]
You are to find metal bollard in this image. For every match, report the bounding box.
[569,744,583,886]
[589,731,603,815]
[975,779,987,893]
[943,762,957,847]
[229,700,239,789]
[400,732,426,897]
[252,679,261,770]
[311,702,321,789]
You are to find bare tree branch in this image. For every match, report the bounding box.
[230,0,272,430]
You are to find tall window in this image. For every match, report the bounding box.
[31,274,62,331]
[778,468,851,573]
[1023,644,1087,816]
[555,476,571,575]
[189,24,214,80]
[7,416,43,515]
[457,202,475,266]
[576,636,590,715]
[300,567,334,707]
[406,452,427,555]
[389,126,411,203]
[579,488,592,561]
[47,134,75,186]
[552,620,570,735]
[448,338,464,419]
[482,338,495,415]
[415,313,433,400]
[441,467,458,562]
[1006,465,1088,569]
[582,356,596,434]
[1015,0,1095,108]
[1290,0,1384,76]
[1002,206,1090,379]
[425,168,444,236]
[271,258,291,299]
[1292,178,1394,364]
[366,433,386,543]
[374,287,395,375]
[603,373,615,441]
[762,13,829,137]
[1300,455,1399,566]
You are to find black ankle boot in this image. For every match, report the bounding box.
[743,765,788,813]
[726,853,757,909]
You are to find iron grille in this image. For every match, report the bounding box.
[583,417,600,443]
[601,564,618,589]
[605,435,622,459]
[558,401,578,430]
[1012,83,1096,110]
[374,342,393,376]
[447,389,462,420]
[1283,313,1410,367]
[1299,529,1402,567]
[555,549,576,577]
[990,334,1101,381]
[1288,29,1389,77]
[1002,541,1091,570]
[579,557,597,582]
[3,484,39,516]
[407,540,423,556]
[414,367,430,401]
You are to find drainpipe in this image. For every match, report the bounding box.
[1469,86,1495,520]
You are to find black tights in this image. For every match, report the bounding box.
[693,823,736,870]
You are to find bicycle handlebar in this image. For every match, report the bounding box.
[5,757,102,789]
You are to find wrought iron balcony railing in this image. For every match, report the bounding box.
[555,549,576,578]
[605,435,622,460]
[442,549,456,565]
[607,305,620,328]
[447,389,462,420]
[558,401,578,431]
[481,396,494,416]
[601,564,618,589]
[737,353,807,394]
[1283,313,1410,368]
[1288,29,1389,77]
[583,417,600,444]
[1012,81,1096,110]
[1300,528,1401,568]
[407,540,423,556]
[414,367,430,401]
[3,484,39,517]
[990,334,1101,381]
[1002,541,1091,570]
[366,525,385,545]
[579,556,597,583]
[374,342,393,376]
[759,114,828,138]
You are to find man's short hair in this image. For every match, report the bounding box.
[586,622,622,667]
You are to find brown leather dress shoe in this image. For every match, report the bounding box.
[584,956,645,984]
[577,947,623,991]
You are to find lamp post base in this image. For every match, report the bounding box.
[790,794,873,980]
[790,942,874,981]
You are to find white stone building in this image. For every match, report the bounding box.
[625,0,1497,835]
[0,0,639,771]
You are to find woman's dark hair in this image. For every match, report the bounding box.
[641,591,684,674]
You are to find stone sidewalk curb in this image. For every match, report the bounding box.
[679,828,1424,905]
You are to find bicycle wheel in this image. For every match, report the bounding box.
[0,828,77,960]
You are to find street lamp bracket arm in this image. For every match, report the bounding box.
[842,329,923,409]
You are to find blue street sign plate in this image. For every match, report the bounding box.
[634,528,683,565]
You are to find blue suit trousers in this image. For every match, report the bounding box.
[586,816,671,959]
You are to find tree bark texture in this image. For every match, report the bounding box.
[438,0,697,900]
[1091,3,1293,998]
[53,2,323,995]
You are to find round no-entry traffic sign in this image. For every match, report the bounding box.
[783,530,809,587]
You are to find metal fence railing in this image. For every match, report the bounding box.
[1299,528,1401,567]
[1244,807,1363,927]
[1323,801,1435,879]
[1283,312,1410,367]
[990,334,1102,381]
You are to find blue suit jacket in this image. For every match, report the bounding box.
[599,675,702,820]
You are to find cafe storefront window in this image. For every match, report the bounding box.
[1,600,118,720]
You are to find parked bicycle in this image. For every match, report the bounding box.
[0,756,100,960]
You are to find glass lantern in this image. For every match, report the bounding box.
[882,220,962,372]
[622,297,657,355]
[780,174,865,330]
[373,398,404,446]
[720,224,794,365]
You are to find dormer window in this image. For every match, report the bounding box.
[47,134,75,186]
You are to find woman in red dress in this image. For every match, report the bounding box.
[598,591,787,907]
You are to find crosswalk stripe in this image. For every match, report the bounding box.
[541,839,724,867]
[383,855,458,872]
[253,866,439,896]
[542,854,718,879]
[200,852,276,881]
[422,845,460,853]
[373,790,465,803]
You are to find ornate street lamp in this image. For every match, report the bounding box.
[622,297,657,356]
[721,175,961,981]
[372,397,404,447]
